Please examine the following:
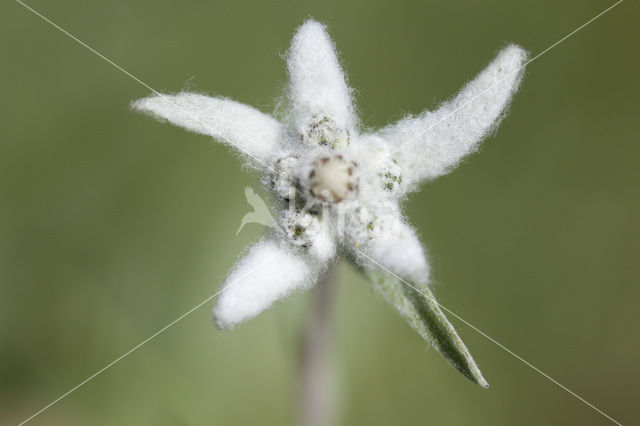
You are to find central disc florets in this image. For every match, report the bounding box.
[308,153,358,203]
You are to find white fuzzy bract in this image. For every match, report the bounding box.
[132,20,527,332]
[350,213,430,284]
[132,93,282,163]
[213,239,313,329]
[377,45,528,191]
[287,20,356,143]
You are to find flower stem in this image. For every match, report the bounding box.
[297,265,336,426]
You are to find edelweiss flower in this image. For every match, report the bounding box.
[132,20,527,386]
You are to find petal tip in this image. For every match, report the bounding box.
[474,373,490,389]
[212,305,235,331]
[499,44,530,69]
[129,99,143,112]
[130,95,159,114]
[298,18,326,34]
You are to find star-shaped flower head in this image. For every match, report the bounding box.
[132,20,528,387]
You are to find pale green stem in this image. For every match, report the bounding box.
[297,266,336,426]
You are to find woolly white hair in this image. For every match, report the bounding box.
[347,207,430,284]
[132,93,283,164]
[377,45,528,191]
[132,19,528,386]
[213,238,314,329]
[132,29,527,327]
[287,20,357,137]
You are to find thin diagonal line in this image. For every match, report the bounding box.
[13,1,625,425]
[19,291,220,426]
[526,0,622,65]
[15,0,157,94]
[353,4,625,422]
[17,255,272,426]
[355,0,624,180]
[356,249,623,426]
[14,0,282,176]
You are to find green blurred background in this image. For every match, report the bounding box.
[2,0,638,424]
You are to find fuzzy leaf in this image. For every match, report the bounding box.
[364,268,488,387]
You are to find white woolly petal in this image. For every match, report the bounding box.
[377,45,528,189]
[347,207,429,284]
[213,239,316,329]
[287,20,356,136]
[132,93,283,163]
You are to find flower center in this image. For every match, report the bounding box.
[308,154,358,203]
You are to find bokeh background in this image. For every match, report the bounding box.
[2,0,638,424]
